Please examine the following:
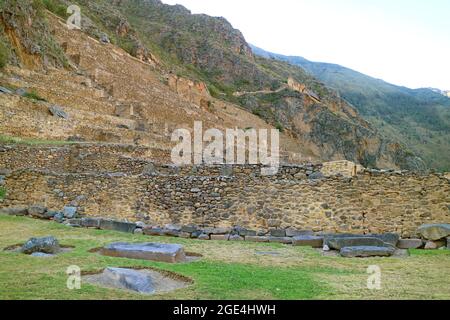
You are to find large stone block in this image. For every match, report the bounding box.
[327,237,393,250]
[292,235,324,248]
[417,224,450,241]
[99,220,136,233]
[397,239,423,249]
[270,229,286,237]
[245,236,270,243]
[285,228,314,237]
[340,246,395,258]
[0,207,28,216]
[100,242,186,263]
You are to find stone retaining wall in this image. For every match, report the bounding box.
[2,166,449,238]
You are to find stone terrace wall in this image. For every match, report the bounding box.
[0,144,171,174]
[2,165,449,238]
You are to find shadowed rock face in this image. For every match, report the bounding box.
[100,242,186,263]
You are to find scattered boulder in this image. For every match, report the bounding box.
[237,228,257,237]
[340,246,395,258]
[21,236,60,254]
[326,236,394,250]
[48,105,69,120]
[134,228,144,235]
[99,33,110,44]
[424,240,446,250]
[292,235,324,248]
[100,267,155,294]
[63,206,78,219]
[397,239,424,249]
[0,207,28,216]
[417,224,450,241]
[99,242,186,263]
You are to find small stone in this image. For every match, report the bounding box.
[424,240,446,250]
[28,205,47,217]
[198,234,210,240]
[135,221,146,228]
[323,245,331,251]
[133,228,144,235]
[48,105,69,119]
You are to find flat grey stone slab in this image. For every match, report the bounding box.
[327,237,393,250]
[102,267,155,294]
[340,246,396,258]
[100,242,186,263]
[417,224,450,241]
[292,235,324,248]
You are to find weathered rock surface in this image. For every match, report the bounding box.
[21,236,60,254]
[100,267,155,294]
[81,217,101,228]
[48,105,69,119]
[99,220,136,233]
[63,206,78,219]
[340,246,395,258]
[245,236,269,243]
[397,239,423,249]
[100,242,186,263]
[292,235,324,248]
[418,224,450,241]
[269,237,292,244]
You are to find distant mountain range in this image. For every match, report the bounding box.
[251,45,450,171]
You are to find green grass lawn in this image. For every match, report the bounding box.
[0,215,449,300]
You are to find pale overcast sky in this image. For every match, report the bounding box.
[162,0,450,90]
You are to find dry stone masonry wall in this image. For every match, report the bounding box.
[1,157,449,238]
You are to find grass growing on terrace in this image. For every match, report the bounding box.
[0,215,449,300]
[0,135,77,146]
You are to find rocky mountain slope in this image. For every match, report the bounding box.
[251,45,450,171]
[0,0,427,170]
